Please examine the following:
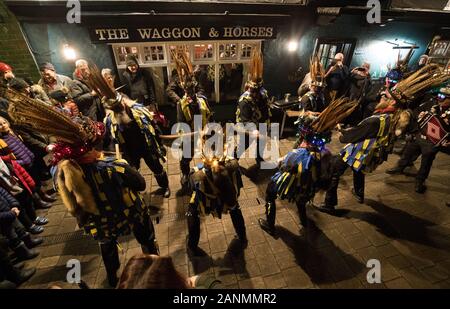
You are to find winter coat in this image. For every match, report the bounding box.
[71,73,105,121]
[0,133,34,167]
[0,140,35,194]
[38,73,75,96]
[348,71,372,102]
[14,126,48,157]
[122,67,156,106]
[0,186,19,224]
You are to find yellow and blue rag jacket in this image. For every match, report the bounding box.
[104,104,166,161]
[236,88,271,125]
[179,95,211,129]
[340,114,392,173]
[189,159,243,218]
[80,157,148,240]
[271,147,322,203]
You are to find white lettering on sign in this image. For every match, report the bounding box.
[222,26,273,38]
[94,26,274,41]
[95,28,129,40]
[135,27,201,40]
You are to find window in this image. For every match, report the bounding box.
[143,45,165,62]
[169,44,191,61]
[314,38,356,69]
[112,40,261,104]
[240,43,257,59]
[114,46,139,65]
[194,44,214,61]
[429,40,450,67]
[219,43,238,60]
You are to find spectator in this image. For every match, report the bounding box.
[0,186,42,261]
[325,53,349,100]
[0,62,15,86]
[0,245,36,288]
[0,116,54,210]
[101,68,116,89]
[37,62,75,97]
[410,54,429,73]
[48,88,80,117]
[8,77,51,105]
[118,254,222,289]
[122,54,157,107]
[71,59,105,121]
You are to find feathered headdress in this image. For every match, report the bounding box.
[0,85,105,164]
[397,46,415,73]
[85,63,122,110]
[389,63,450,107]
[297,97,359,150]
[247,49,263,89]
[310,56,326,87]
[171,49,195,90]
[198,127,231,172]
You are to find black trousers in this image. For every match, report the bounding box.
[15,192,37,229]
[234,134,266,165]
[324,157,365,207]
[265,180,309,227]
[0,245,15,282]
[126,149,168,188]
[397,137,439,182]
[99,212,158,278]
[180,139,196,183]
[0,218,28,249]
[186,203,246,249]
[25,163,42,192]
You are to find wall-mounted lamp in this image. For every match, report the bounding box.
[62,44,77,60]
[287,40,298,52]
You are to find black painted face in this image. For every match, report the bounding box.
[185,81,196,100]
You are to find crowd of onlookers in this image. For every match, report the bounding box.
[0,50,442,288]
[0,55,210,289]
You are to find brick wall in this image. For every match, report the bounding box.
[0,0,40,83]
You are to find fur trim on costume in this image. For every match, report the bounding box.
[57,159,100,216]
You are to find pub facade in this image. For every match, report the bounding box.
[4,0,450,121]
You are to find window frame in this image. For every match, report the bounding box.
[111,40,261,103]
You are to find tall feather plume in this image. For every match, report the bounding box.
[249,49,263,83]
[391,63,450,106]
[310,55,325,86]
[397,46,415,72]
[85,63,116,99]
[312,97,359,133]
[1,85,89,144]
[170,49,194,87]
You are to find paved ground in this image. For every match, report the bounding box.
[19,132,450,289]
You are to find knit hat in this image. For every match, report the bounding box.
[8,78,30,92]
[39,62,55,72]
[0,62,12,73]
[125,54,139,67]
